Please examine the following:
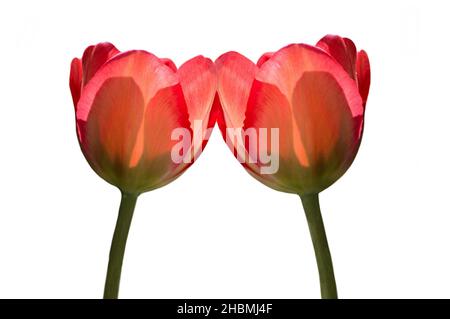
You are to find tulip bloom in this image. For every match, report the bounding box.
[70,43,216,298]
[216,35,370,298]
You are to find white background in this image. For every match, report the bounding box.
[0,0,448,298]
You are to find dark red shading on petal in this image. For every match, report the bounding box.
[316,35,357,80]
[213,92,227,140]
[81,42,120,85]
[356,50,371,107]
[256,52,274,67]
[69,58,82,109]
[353,114,364,141]
[161,58,177,72]
[207,93,221,131]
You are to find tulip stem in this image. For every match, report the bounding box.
[300,193,337,299]
[103,191,138,299]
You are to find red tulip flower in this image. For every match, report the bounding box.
[70,43,216,298]
[216,35,370,298]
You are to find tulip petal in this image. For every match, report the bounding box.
[292,71,357,179]
[83,76,145,187]
[138,84,191,191]
[77,50,179,124]
[144,84,191,160]
[256,43,363,118]
[208,93,221,134]
[69,58,82,108]
[178,56,216,126]
[216,51,257,131]
[316,35,357,80]
[356,50,371,107]
[161,58,177,72]
[178,56,217,159]
[76,50,180,191]
[256,52,274,67]
[81,42,120,85]
[244,80,293,160]
[243,81,302,193]
[214,92,227,140]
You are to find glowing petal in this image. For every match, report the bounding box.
[356,50,371,107]
[81,42,120,85]
[178,56,217,159]
[161,58,177,72]
[84,77,145,186]
[77,50,178,123]
[292,71,357,170]
[244,80,293,161]
[316,35,357,80]
[216,51,257,131]
[69,58,82,108]
[139,84,191,191]
[257,43,363,118]
[256,52,274,67]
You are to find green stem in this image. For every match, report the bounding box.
[103,191,138,299]
[300,193,337,299]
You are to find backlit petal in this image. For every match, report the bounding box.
[292,71,358,186]
[178,55,217,159]
[256,43,363,118]
[138,84,191,191]
[243,81,305,193]
[244,80,293,161]
[161,58,177,72]
[256,52,274,67]
[77,50,178,124]
[76,50,180,191]
[316,35,357,80]
[356,50,371,107]
[216,51,257,131]
[69,58,82,108]
[81,42,120,85]
[83,76,145,187]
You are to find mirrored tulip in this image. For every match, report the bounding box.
[215,35,370,298]
[70,42,217,298]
